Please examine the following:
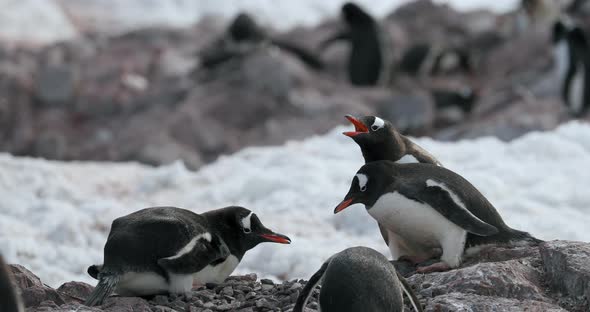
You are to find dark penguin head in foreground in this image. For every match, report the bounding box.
[293,246,422,312]
[0,255,24,312]
[343,115,441,165]
[85,206,290,306]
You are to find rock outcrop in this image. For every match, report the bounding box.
[0,0,581,169]
[6,240,590,311]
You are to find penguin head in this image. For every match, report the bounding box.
[341,3,374,26]
[334,162,393,213]
[213,207,291,250]
[343,115,405,161]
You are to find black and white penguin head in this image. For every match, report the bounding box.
[341,2,374,27]
[334,162,393,213]
[343,115,402,159]
[207,206,291,251]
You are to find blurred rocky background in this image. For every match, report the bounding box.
[0,0,588,170]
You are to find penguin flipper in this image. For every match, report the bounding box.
[395,271,423,312]
[271,38,325,69]
[399,181,499,236]
[318,31,350,52]
[378,222,390,246]
[293,258,330,312]
[158,234,230,275]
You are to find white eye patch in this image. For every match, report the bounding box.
[356,173,368,191]
[241,212,254,232]
[371,117,385,131]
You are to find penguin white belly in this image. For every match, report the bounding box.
[570,65,585,114]
[116,272,169,296]
[368,191,467,266]
[193,255,239,284]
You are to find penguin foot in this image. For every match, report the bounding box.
[398,255,430,265]
[416,262,451,273]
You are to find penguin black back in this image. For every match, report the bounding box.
[0,255,23,312]
[293,246,422,312]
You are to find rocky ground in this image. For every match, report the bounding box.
[0,0,586,170]
[9,240,590,311]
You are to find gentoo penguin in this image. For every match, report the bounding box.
[343,115,441,165]
[85,206,290,306]
[319,2,392,86]
[293,247,422,312]
[398,43,472,77]
[552,20,590,117]
[334,161,541,273]
[0,255,24,312]
[200,13,323,70]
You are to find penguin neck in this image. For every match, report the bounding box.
[202,215,248,261]
[361,131,407,163]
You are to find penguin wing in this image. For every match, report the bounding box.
[157,233,230,274]
[378,222,390,246]
[318,30,350,52]
[398,180,499,236]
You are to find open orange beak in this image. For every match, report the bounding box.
[343,115,368,137]
[334,198,355,214]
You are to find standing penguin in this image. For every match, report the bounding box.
[85,206,290,306]
[552,19,590,117]
[344,115,441,255]
[319,3,392,86]
[293,247,422,312]
[334,161,541,273]
[0,255,23,312]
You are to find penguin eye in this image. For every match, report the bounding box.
[360,185,367,192]
[243,228,251,234]
[371,125,380,131]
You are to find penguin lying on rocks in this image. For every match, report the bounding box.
[294,246,422,312]
[334,161,541,273]
[0,255,23,312]
[85,206,290,306]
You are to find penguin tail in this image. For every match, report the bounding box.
[87,264,102,280]
[396,271,423,312]
[84,273,120,306]
[293,260,330,312]
[509,228,544,245]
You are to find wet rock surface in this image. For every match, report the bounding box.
[8,240,590,311]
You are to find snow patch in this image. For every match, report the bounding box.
[2,122,590,287]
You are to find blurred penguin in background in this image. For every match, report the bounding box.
[319,2,393,86]
[517,0,561,32]
[200,13,324,70]
[552,19,590,116]
[0,255,24,312]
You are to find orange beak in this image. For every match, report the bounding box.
[343,115,368,137]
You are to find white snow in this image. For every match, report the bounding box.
[0,0,517,47]
[1,121,590,287]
